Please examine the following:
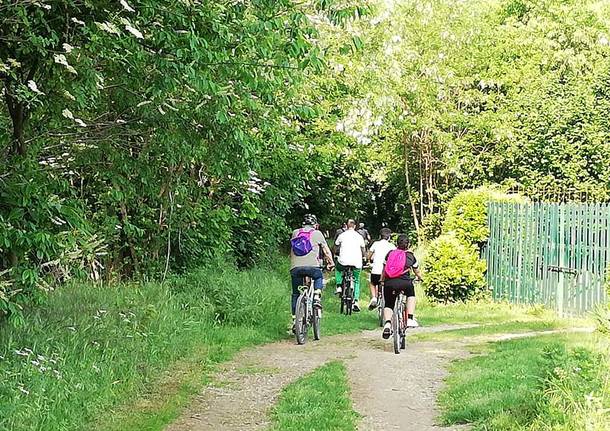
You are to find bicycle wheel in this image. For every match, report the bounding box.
[346,278,354,315]
[377,296,385,327]
[312,306,321,340]
[392,299,402,354]
[294,294,308,345]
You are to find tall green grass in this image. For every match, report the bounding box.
[439,333,610,430]
[0,264,292,431]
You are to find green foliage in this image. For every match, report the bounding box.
[269,361,359,431]
[423,233,487,303]
[439,333,610,431]
[0,264,291,431]
[0,0,371,318]
[443,189,491,246]
[443,188,523,246]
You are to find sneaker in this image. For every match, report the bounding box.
[352,301,361,312]
[406,318,419,328]
[313,290,322,309]
[368,297,378,310]
[382,322,391,339]
[335,285,342,295]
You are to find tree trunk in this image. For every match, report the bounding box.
[5,90,27,156]
[403,135,420,235]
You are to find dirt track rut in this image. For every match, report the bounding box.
[166,324,479,431]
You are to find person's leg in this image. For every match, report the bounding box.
[368,274,379,309]
[405,281,418,327]
[353,269,361,301]
[382,283,397,338]
[290,268,303,316]
[334,263,343,293]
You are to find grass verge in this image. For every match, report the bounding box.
[268,361,359,431]
[0,264,292,431]
[438,332,610,430]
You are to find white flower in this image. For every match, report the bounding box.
[63,90,76,101]
[96,21,120,35]
[62,109,74,120]
[599,35,609,46]
[74,118,87,128]
[53,54,77,74]
[125,24,144,39]
[120,0,135,12]
[71,17,86,26]
[27,80,44,95]
[62,43,74,53]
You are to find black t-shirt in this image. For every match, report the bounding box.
[384,250,418,280]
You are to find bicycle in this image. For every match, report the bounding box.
[376,285,385,327]
[391,289,407,354]
[340,266,356,315]
[294,276,322,345]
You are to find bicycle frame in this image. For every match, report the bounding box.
[340,267,355,315]
[294,276,321,344]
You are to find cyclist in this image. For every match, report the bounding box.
[290,214,334,329]
[334,219,366,312]
[334,223,347,242]
[380,234,422,338]
[357,222,371,249]
[367,227,396,310]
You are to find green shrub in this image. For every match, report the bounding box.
[443,187,524,247]
[421,212,443,242]
[423,233,487,303]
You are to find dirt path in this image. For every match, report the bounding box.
[166,324,479,431]
[165,325,594,431]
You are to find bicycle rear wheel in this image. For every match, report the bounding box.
[312,307,321,340]
[294,294,308,345]
[377,296,385,327]
[392,299,402,354]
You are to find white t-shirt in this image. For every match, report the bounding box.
[336,229,365,268]
[369,239,396,275]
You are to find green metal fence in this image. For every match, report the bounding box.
[486,201,609,316]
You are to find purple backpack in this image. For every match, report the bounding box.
[291,229,314,256]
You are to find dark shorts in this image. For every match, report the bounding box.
[383,278,415,310]
[370,273,382,286]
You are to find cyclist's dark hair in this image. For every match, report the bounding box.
[396,234,410,250]
[380,228,391,240]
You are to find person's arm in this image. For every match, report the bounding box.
[322,243,334,269]
[334,236,342,256]
[413,267,423,281]
[360,237,366,261]
[411,255,422,281]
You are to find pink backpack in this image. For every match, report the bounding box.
[384,249,408,279]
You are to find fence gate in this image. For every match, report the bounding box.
[486,202,609,316]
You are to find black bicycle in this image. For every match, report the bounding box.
[392,289,407,354]
[340,266,356,315]
[294,277,321,345]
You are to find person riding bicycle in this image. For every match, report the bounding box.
[334,219,366,312]
[290,214,334,329]
[334,223,347,242]
[357,222,371,249]
[380,234,422,339]
[367,227,396,310]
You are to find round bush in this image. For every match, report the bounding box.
[423,233,487,303]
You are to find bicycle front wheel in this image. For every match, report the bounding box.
[294,294,308,345]
[312,307,321,340]
[392,299,402,354]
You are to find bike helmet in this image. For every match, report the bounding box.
[303,214,318,226]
